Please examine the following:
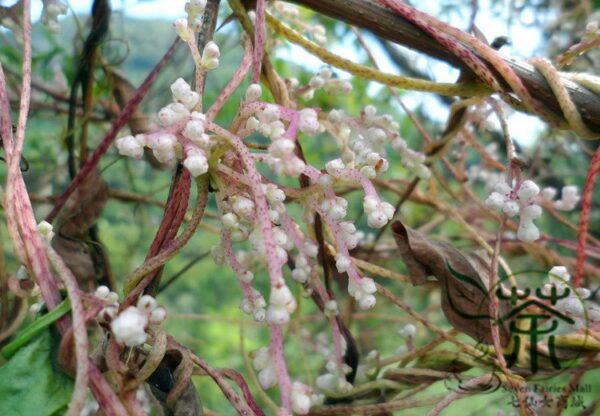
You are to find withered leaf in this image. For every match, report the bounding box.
[52,168,109,290]
[391,221,511,346]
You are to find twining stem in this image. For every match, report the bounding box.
[46,37,181,223]
[574,148,600,287]
[45,243,89,416]
[266,13,489,97]
[123,175,209,297]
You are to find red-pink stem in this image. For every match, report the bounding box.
[574,148,600,287]
[88,362,129,416]
[205,120,292,412]
[46,244,89,416]
[46,38,181,223]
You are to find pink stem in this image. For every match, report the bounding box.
[46,245,89,416]
[206,37,253,121]
[88,363,129,416]
[221,228,256,300]
[205,120,292,412]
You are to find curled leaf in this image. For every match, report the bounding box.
[392,221,511,345]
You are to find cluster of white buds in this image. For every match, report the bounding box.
[273,1,300,20]
[291,244,318,283]
[320,195,348,221]
[542,266,600,329]
[348,276,377,309]
[291,382,314,415]
[249,225,290,265]
[326,106,401,180]
[264,183,286,224]
[363,195,395,229]
[252,347,277,389]
[485,179,542,241]
[265,282,297,325]
[240,287,267,321]
[339,221,363,249]
[41,0,68,32]
[303,67,352,100]
[315,369,352,394]
[322,162,395,228]
[109,295,167,347]
[37,221,55,244]
[116,78,213,178]
[222,212,251,243]
[249,105,321,178]
[95,285,120,324]
[391,137,431,180]
[173,0,206,37]
[310,24,327,45]
[200,41,220,70]
[541,185,580,211]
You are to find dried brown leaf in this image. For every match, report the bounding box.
[52,168,109,290]
[391,221,511,346]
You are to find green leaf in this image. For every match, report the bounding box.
[1,299,71,360]
[0,330,74,416]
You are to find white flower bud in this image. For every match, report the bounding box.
[239,270,254,283]
[268,139,295,158]
[111,306,148,346]
[335,254,352,273]
[232,196,255,220]
[266,305,290,325]
[137,295,157,312]
[398,323,416,337]
[502,200,520,217]
[37,221,54,243]
[183,153,209,177]
[246,116,260,131]
[493,182,512,195]
[517,220,539,242]
[363,196,379,214]
[200,41,220,70]
[517,180,540,201]
[541,187,557,201]
[292,268,308,283]
[358,294,376,309]
[360,165,376,179]
[485,192,507,211]
[221,212,239,229]
[521,204,542,219]
[150,307,167,324]
[116,135,145,159]
[367,210,388,228]
[299,109,320,136]
[265,185,286,203]
[173,18,189,41]
[258,366,277,389]
[245,83,262,101]
[360,277,377,294]
[548,266,571,283]
[95,286,110,299]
